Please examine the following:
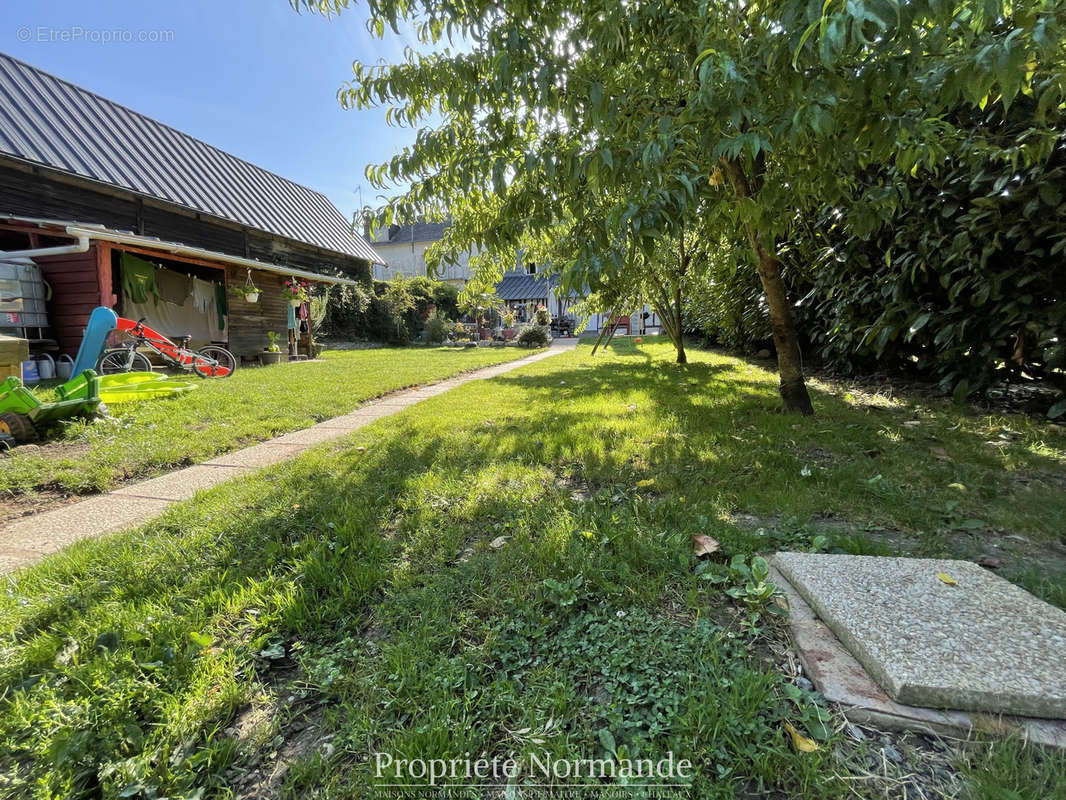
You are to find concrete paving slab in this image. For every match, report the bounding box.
[772,552,1066,719]
[315,414,376,430]
[111,464,252,501]
[203,441,309,468]
[771,565,1066,748]
[271,425,353,446]
[0,495,172,559]
[0,549,40,573]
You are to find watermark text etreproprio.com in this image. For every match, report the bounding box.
[16,26,175,45]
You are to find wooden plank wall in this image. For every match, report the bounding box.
[226,265,289,359]
[35,245,102,354]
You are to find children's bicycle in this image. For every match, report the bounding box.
[97,317,236,378]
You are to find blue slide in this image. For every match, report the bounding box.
[70,306,119,377]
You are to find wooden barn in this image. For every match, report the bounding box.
[0,53,384,361]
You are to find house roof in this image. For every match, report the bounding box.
[0,52,383,266]
[2,215,363,286]
[495,271,556,301]
[374,220,450,245]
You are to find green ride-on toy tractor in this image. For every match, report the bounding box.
[0,370,103,445]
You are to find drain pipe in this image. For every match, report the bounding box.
[0,233,91,261]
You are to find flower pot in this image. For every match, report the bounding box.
[260,351,283,365]
[289,299,302,307]
[245,292,260,303]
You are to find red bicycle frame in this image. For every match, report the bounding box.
[115,317,231,377]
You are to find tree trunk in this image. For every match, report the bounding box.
[721,157,814,415]
[672,275,687,364]
[749,237,812,414]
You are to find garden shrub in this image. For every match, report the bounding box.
[517,325,550,348]
[425,310,450,344]
[795,120,1066,396]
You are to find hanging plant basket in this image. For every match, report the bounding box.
[233,269,260,303]
[282,277,310,307]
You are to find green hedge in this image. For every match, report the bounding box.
[320,277,459,345]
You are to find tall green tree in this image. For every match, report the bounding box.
[301,0,1066,414]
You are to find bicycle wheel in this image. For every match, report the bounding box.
[97,349,152,374]
[193,346,236,378]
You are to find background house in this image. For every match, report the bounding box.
[0,52,385,360]
[367,218,662,334]
[368,221,472,286]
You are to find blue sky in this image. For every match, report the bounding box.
[4,0,424,222]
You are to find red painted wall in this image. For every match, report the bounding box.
[35,245,104,355]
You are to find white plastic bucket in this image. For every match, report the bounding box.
[36,353,55,380]
[56,354,74,380]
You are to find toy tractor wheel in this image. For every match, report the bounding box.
[0,412,38,444]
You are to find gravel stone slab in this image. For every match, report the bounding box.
[772,553,1066,718]
[771,565,1066,748]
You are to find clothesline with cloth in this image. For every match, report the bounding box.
[119,252,228,343]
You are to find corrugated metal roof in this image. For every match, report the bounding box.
[0,52,384,266]
[496,271,555,301]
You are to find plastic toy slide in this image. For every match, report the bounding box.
[70,306,119,376]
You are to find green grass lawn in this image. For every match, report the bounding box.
[1,340,1063,798]
[1,346,537,498]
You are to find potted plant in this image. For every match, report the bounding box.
[231,269,260,303]
[261,331,284,365]
[282,278,310,307]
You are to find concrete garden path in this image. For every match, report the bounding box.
[0,340,577,574]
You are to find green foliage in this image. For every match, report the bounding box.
[682,237,773,351]
[697,554,783,630]
[320,277,459,344]
[302,0,1066,404]
[517,325,550,347]
[959,737,1066,800]
[424,309,450,344]
[457,278,502,327]
[794,120,1066,395]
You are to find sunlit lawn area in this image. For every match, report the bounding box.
[1,340,1063,798]
[0,346,536,498]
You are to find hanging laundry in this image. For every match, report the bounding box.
[192,278,215,314]
[298,302,309,320]
[214,283,227,331]
[156,268,192,305]
[286,302,297,331]
[121,253,161,305]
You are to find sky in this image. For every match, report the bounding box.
[3,0,425,223]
